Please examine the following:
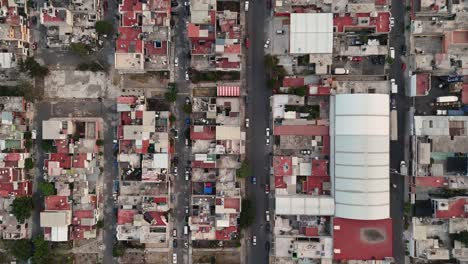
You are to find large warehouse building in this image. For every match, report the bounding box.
[331,93,390,220]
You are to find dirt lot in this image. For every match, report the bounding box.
[74,253,98,264]
[122,72,170,89]
[193,250,241,264]
[145,251,169,264]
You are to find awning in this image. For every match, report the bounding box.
[217,86,240,97]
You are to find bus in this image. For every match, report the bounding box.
[390,110,397,141]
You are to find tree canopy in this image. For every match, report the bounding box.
[11,196,33,223]
[95,21,113,35]
[9,239,33,261]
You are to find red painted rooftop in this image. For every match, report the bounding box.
[416,73,430,96]
[117,209,137,224]
[273,156,293,177]
[48,153,72,169]
[71,225,94,240]
[215,225,238,240]
[45,195,71,211]
[117,96,137,104]
[146,211,168,226]
[273,125,329,136]
[435,197,468,219]
[0,181,31,197]
[190,126,216,140]
[72,210,95,226]
[120,0,143,12]
[55,139,69,154]
[116,27,143,53]
[333,218,393,260]
[283,77,305,87]
[333,12,390,33]
[191,160,216,169]
[72,154,88,168]
[303,226,319,236]
[275,176,287,189]
[144,40,168,56]
[415,176,448,188]
[312,160,328,176]
[222,197,241,211]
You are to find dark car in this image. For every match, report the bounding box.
[265,223,270,232]
[185,117,191,125]
[401,45,407,56]
[251,176,257,185]
[265,241,270,251]
[173,239,178,248]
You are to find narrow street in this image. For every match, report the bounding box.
[389,0,412,262]
[172,0,192,262]
[245,0,271,263]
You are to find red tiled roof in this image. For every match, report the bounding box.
[145,40,168,56]
[48,153,72,169]
[273,125,329,136]
[117,209,137,224]
[145,211,168,226]
[215,226,238,240]
[415,177,448,188]
[452,31,468,44]
[190,126,216,140]
[312,160,328,176]
[0,168,12,182]
[322,135,330,154]
[42,9,66,23]
[4,153,21,161]
[416,73,431,96]
[223,198,241,211]
[120,0,143,12]
[283,77,305,87]
[435,197,468,219]
[72,154,88,168]
[303,226,319,236]
[72,210,95,226]
[224,44,241,54]
[462,84,468,104]
[273,156,293,177]
[71,225,94,240]
[188,24,200,38]
[303,176,330,195]
[45,195,70,211]
[55,139,69,154]
[116,27,143,53]
[0,181,31,197]
[333,218,393,260]
[154,197,167,203]
[135,139,150,154]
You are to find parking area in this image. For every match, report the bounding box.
[413,36,443,54]
[266,17,290,55]
[144,251,170,264]
[332,56,386,76]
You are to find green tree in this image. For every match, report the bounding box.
[239,199,255,228]
[169,115,176,124]
[292,86,307,96]
[25,139,33,150]
[183,103,192,114]
[38,182,55,196]
[452,231,468,245]
[97,219,104,229]
[41,140,55,153]
[113,242,126,257]
[18,57,49,78]
[11,196,33,223]
[69,43,91,57]
[386,56,395,64]
[96,139,104,146]
[406,5,411,11]
[32,236,49,264]
[264,54,279,72]
[95,20,113,36]
[236,160,250,178]
[9,239,33,261]
[24,131,32,140]
[24,158,34,169]
[164,86,178,102]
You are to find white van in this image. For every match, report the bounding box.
[184,225,189,235]
[266,211,270,222]
[390,79,398,94]
[389,47,395,59]
[333,68,349,75]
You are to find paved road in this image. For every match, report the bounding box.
[172,0,192,263]
[389,0,411,262]
[245,0,271,263]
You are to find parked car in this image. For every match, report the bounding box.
[266,137,270,145]
[185,97,191,104]
[173,229,177,237]
[185,71,189,80]
[245,118,250,128]
[389,16,395,27]
[184,1,190,6]
[185,117,191,125]
[264,38,271,49]
[251,176,257,185]
[266,128,270,136]
[174,58,178,67]
[265,184,270,194]
[266,211,270,222]
[265,241,270,251]
[244,1,249,11]
[252,236,257,246]
[173,239,178,248]
[276,30,284,34]
[173,253,177,264]
[31,129,37,140]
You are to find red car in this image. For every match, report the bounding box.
[265,184,270,194]
[245,37,250,49]
[352,56,362,62]
[401,63,407,71]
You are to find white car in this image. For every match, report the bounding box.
[245,118,250,128]
[173,253,177,264]
[173,167,178,174]
[31,129,37,139]
[266,211,270,222]
[266,128,270,137]
[266,137,270,145]
[390,17,395,28]
[174,58,179,67]
[264,38,270,49]
[244,1,249,11]
[184,1,190,6]
[252,236,257,246]
[185,71,189,81]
